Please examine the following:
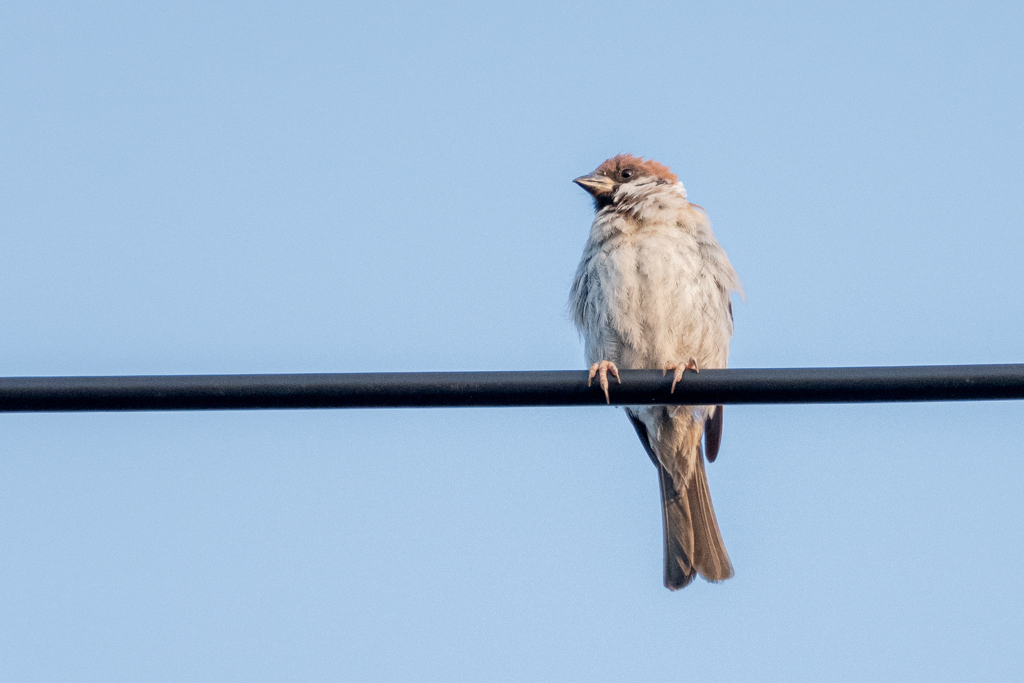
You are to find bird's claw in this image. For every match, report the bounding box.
[588,360,621,404]
[663,358,699,393]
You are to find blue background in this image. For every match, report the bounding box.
[2,1,1023,680]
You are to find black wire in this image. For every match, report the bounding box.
[2,364,1024,412]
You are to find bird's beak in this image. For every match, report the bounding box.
[573,173,615,197]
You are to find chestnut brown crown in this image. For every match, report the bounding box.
[573,154,679,205]
[594,154,678,184]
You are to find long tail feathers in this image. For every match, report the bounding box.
[686,454,734,583]
[628,411,734,590]
[659,463,698,589]
[660,455,734,589]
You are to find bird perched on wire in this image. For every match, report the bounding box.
[569,154,742,590]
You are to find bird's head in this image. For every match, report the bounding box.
[574,154,680,210]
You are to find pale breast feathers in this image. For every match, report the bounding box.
[570,201,739,370]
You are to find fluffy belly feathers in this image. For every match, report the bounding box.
[581,231,730,371]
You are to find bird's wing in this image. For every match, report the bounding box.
[704,405,724,463]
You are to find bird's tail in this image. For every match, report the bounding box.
[660,450,734,590]
[626,411,733,590]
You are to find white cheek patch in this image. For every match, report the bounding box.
[614,178,688,205]
[610,181,690,224]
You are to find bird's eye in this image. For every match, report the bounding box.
[621,168,635,180]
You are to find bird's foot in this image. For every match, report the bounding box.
[663,358,699,394]
[588,360,621,404]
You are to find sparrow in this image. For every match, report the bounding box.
[569,154,742,590]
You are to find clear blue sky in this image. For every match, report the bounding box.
[3,1,1023,680]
